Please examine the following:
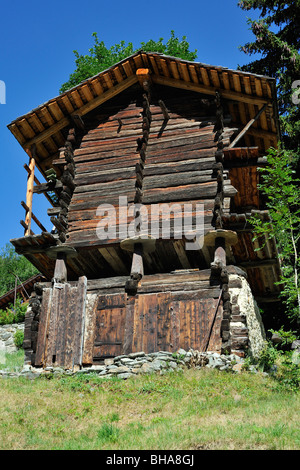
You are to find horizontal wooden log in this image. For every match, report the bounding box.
[65,222,214,247]
[73,178,137,195]
[142,182,218,203]
[143,171,215,190]
[74,167,136,186]
[143,158,215,177]
[67,198,214,222]
[33,181,63,194]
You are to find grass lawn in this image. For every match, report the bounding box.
[0,351,299,450]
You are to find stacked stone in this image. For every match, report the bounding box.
[0,323,24,354]
[0,349,245,379]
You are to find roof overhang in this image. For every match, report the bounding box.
[7,51,280,178]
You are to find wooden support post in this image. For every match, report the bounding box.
[121,236,156,295]
[130,243,144,279]
[45,246,77,284]
[53,252,68,283]
[214,236,226,269]
[24,145,36,236]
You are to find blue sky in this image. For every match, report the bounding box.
[0,0,260,250]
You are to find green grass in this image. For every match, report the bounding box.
[0,349,24,371]
[0,351,299,450]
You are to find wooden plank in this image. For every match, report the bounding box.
[98,247,128,275]
[64,285,78,369]
[35,288,52,366]
[73,276,87,366]
[93,293,127,359]
[123,296,135,355]
[54,283,70,366]
[45,283,61,367]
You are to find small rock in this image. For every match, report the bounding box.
[107,365,118,370]
[113,355,127,362]
[291,340,300,351]
[177,348,187,356]
[232,363,243,374]
[114,366,130,374]
[168,361,178,369]
[128,352,145,359]
[140,362,154,374]
[271,333,283,345]
[118,373,133,379]
[104,358,114,366]
[152,359,166,370]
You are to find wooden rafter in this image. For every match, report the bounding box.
[228,103,270,149]
[151,75,272,106]
[22,75,138,150]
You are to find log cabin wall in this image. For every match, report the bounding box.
[8,53,281,369]
[64,84,237,278]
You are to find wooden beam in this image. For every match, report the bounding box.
[23,117,70,150]
[71,75,138,118]
[24,164,56,207]
[21,201,47,232]
[22,75,138,150]
[158,99,170,121]
[20,220,35,236]
[53,252,67,283]
[228,103,270,149]
[130,243,144,279]
[245,127,278,141]
[151,75,271,106]
[238,259,278,269]
[136,68,151,87]
[33,180,63,194]
[24,146,36,236]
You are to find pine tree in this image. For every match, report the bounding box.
[238,1,300,161]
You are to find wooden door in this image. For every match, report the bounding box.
[35,276,87,369]
[93,293,127,360]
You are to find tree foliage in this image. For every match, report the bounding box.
[59,31,197,93]
[238,1,300,334]
[0,244,38,297]
[251,147,300,325]
[238,1,300,159]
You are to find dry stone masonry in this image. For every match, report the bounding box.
[0,323,24,355]
[0,349,246,379]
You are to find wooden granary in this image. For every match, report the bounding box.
[8,52,281,369]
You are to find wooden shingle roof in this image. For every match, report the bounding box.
[8,51,280,179]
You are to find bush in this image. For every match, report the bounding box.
[257,342,279,372]
[14,330,24,349]
[275,352,300,391]
[0,298,28,325]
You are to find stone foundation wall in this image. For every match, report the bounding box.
[229,273,266,358]
[0,323,24,354]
